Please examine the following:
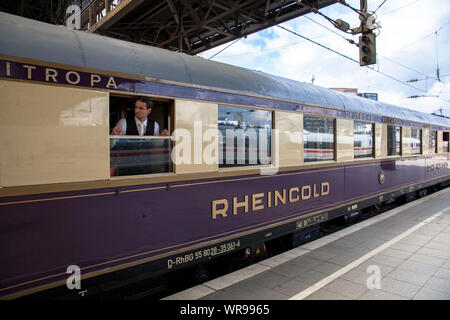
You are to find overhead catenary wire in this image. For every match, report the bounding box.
[298,0,355,35]
[373,0,388,14]
[303,12,443,83]
[380,56,443,83]
[208,38,242,60]
[336,1,362,16]
[205,5,449,104]
[304,16,357,45]
[275,25,359,65]
[209,23,434,96]
[304,8,448,84]
[275,24,450,101]
[378,0,421,17]
[301,12,449,87]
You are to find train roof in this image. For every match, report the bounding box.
[1,12,449,128]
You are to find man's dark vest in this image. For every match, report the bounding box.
[126,117,155,136]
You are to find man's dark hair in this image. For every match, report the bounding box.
[136,97,153,109]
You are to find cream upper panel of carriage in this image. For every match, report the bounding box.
[0,80,110,187]
[1,12,449,130]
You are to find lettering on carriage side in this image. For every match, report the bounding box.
[289,187,300,203]
[233,196,249,215]
[252,193,265,211]
[167,240,241,269]
[212,199,228,219]
[0,60,121,90]
[46,68,58,82]
[345,112,373,122]
[382,116,403,126]
[211,182,331,220]
[301,185,311,200]
[23,65,36,80]
[427,162,448,172]
[91,74,101,87]
[66,71,81,85]
[106,76,118,89]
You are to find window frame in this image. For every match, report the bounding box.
[108,94,174,178]
[303,115,336,163]
[217,105,274,169]
[387,125,402,157]
[443,131,450,153]
[410,127,422,155]
[353,121,375,159]
[429,129,438,154]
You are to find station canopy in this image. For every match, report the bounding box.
[0,0,337,55]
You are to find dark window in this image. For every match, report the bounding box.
[354,122,374,158]
[410,128,422,155]
[443,132,449,153]
[429,130,437,153]
[218,106,272,168]
[304,116,335,162]
[387,125,401,156]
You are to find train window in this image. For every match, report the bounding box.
[429,130,437,153]
[387,125,401,156]
[304,116,335,162]
[410,128,422,155]
[109,95,173,177]
[218,106,272,168]
[354,122,374,158]
[444,132,450,153]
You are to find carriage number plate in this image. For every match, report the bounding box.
[296,213,328,230]
[167,240,241,269]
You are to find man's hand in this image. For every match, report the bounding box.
[112,125,122,135]
[161,129,170,136]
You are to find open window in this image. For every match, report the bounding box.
[109,95,173,177]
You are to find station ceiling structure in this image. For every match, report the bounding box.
[0,0,338,55]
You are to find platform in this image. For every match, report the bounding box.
[163,187,450,300]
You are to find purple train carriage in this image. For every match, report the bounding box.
[0,12,449,299]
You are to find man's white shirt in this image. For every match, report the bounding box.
[115,117,160,136]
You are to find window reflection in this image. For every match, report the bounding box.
[218,106,272,167]
[304,116,335,162]
[354,122,374,158]
[110,138,171,176]
[410,128,422,155]
[429,130,437,153]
